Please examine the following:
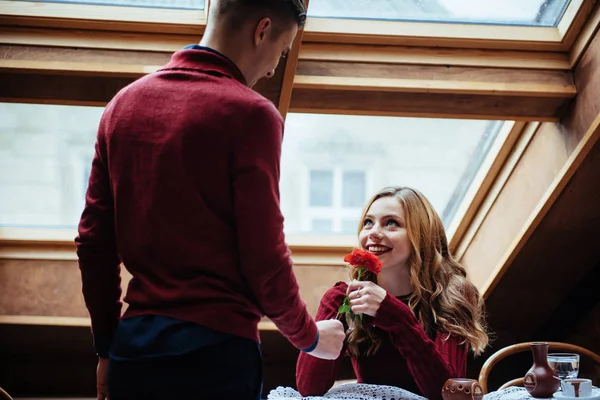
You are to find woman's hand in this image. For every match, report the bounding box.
[347,280,387,317]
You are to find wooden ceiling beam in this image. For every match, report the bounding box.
[1,36,578,121]
[289,60,576,120]
[299,43,571,70]
[0,44,283,106]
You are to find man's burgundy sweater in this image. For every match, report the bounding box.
[296,282,467,400]
[75,48,317,354]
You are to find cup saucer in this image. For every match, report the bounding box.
[554,388,600,400]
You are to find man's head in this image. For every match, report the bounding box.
[205,0,307,86]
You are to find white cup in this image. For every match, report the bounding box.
[561,378,593,398]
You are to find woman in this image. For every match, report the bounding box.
[296,187,489,400]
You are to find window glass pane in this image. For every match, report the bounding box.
[23,0,205,10]
[280,113,506,235]
[309,170,334,207]
[1,104,506,238]
[342,171,366,207]
[0,103,99,228]
[342,219,360,235]
[312,219,333,233]
[308,0,570,27]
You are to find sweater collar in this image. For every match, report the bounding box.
[160,45,248,86]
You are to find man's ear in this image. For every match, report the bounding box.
[254,17,272,46]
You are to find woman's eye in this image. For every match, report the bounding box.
[386,219,400,227]
[363,218,373,227]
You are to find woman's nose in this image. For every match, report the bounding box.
[369,225,384,239]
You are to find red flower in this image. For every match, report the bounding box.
[343,248,382,275]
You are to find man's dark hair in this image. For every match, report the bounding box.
[215,0,307,34]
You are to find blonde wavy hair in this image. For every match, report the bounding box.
[347,186,489,357]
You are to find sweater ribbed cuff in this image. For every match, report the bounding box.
[93,333,114,358]
[300,331,319,353]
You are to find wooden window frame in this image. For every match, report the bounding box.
[302,0,593,51]
[0,0,593,51]
[0,0,209,34]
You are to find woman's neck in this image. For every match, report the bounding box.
[377,264,413,297]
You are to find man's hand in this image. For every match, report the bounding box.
[307,319,345,360]
[97,357,110,400]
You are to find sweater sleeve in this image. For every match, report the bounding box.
[372,293,467,400]
[296,282,349,397]
[75,115,123,358]
[231,100,317,350]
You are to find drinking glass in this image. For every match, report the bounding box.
[547,353,580,380]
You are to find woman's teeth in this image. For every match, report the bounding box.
[369,246,389,253]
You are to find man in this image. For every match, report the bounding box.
[75,0,345,399]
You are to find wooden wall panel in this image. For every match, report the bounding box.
[0,257,349,397]
[0,259,87,317]
[461,123,569,289]
[535,259,600,380]
[0,257,347,319]
[462,23,600,295]
[461,26,600,390]
[564,301,600,379]
[293,265,348,316]
[485,138,600,345]
[0,259,133,317]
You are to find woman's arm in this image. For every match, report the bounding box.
[296,282,349,397]
[372,293,467,400]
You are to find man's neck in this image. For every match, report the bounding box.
[200,29,250,83]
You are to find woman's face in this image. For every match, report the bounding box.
[359,196,411,271]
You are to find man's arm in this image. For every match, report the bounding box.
[231,101,318,350]
[75,127,122,358]
[296,283,349,396]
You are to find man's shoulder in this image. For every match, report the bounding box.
[229,88,281,121]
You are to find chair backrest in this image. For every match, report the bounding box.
[478,341,600,394]
[0,387,14,400]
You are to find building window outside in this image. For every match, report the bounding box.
[280,113,506,236]
[307,168,367,234]
[309,170,334,207]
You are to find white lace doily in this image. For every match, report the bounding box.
[268,384,551,400]
[267,383,427,400]
[482,386,599,400]
[482,387,554,400]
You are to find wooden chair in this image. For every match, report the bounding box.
[478,342,600,394]
[0,387,13,400]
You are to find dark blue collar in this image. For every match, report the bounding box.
[182,44,247,86]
